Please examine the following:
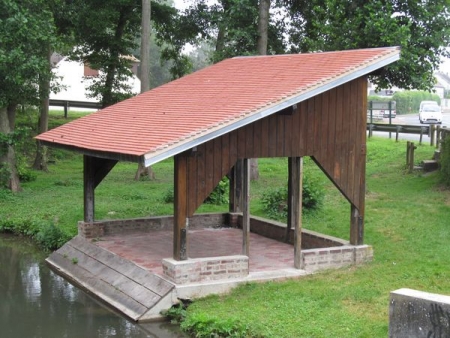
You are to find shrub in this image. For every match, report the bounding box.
[181,313,251,338]
[393,90,440,115]
[163,177,229,205]
[261,175,324,220]
[34,222,70,251]
[18,166,37,182]
[162,303,187,324]
[162,186,174,203]
[0,217,70,251]
[204,177,229,205]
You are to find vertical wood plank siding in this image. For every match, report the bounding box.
[185,78,367,216]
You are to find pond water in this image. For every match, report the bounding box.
[0,234,186,338]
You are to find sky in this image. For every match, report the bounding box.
[439,57,450,75]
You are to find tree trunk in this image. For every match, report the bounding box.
[140,0,151,92]
[0,105,21,192]
[249,0,271,180]
[214,0,231,62]
[134,0,155,181]
[135,160,155,180]
[33,46,52,171]
[102,10,129,108]
[257,0,270,55]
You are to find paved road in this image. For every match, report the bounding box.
[393,112,450,126]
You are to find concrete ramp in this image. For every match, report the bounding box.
[46,236,175,321]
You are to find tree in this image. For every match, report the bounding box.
[69,0,142,108]
[257,0,271,55]
[287,0,450,91]
[173,0,287,180]
[141,0,151,92]
[0,0,56,191]
[135,0,156,180]
[32,0,77,171]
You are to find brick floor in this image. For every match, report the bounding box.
[95,228,295,276]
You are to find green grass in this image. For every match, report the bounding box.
[181,138,450,338]
[3,111,450,336]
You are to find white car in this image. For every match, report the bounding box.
[419,104,442,124]
[419,100,439,111]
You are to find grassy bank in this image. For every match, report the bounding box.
[2,111,450,337]
[178,139,450,337]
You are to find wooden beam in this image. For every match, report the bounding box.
[93,159,118,189]
[83,156,118,223]
[350,78,366,245]
[174,154,188,260]
[285,158,292,242]
[242,158,250,256]
[350,205,363,245]
[288,157,303,269]
[83,155,95,223]
[229,159,244,212]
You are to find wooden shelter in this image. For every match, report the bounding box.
[37,47,400,270]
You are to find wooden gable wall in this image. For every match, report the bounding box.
[176,77,367,217]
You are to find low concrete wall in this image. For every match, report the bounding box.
[79,212,372,275]
[300,245,373,272]
[237,214,347,249]
[162,256,249,284]
[78,213,230,238]
[79,213,347,249]
[389,288,450,338]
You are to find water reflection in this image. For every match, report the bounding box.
[0,234,186,338]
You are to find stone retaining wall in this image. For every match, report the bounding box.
[162,256,249,284]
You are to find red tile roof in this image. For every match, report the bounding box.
[37,47,400,166]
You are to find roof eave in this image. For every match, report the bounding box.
[144,49,400,167]
[38,140,141,163]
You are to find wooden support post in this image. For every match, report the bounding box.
[174,155,188,260]
[436,125,441,149]
[84,155,95,223]
[350,205,363,245]
[430,125,436,147]
[229,159,244,213]
[242,158,250,256]
[285,158,292,243]
[419,127,425,145]
[406,141,411,166]
[83,156,118,223]
[288,157,303,269]
[408,142,416,173]
[229,165,235,212]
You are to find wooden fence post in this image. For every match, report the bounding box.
[430,125,436,147]
[436,125,441,149]
[408,142,417,173]
[406,141,411,167]
[419,127,426,145]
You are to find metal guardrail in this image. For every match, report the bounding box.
[49,99,102,118]
[368,123,448,146]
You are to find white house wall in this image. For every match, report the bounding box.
[50,57,141,109]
